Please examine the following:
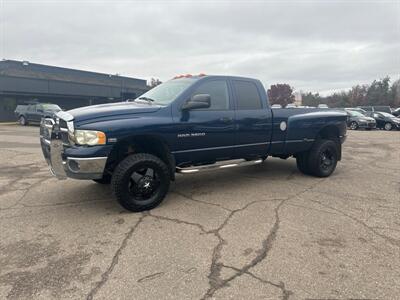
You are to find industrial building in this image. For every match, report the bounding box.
[0,60,149,121]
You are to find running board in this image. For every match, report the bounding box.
[176,159,263,174]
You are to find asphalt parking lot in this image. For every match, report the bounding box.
[0,124,399,300]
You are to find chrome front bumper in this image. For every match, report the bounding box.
[40,115,107,180]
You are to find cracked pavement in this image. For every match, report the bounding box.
[0,124,399,299]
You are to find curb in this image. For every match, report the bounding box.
[0,122,18,126]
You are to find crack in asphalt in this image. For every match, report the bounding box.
[0,176,52,210]
[172,190,233,212]
[285,202,342,216]
[201,199,286,299]
[147,211,209,234]
[200,183,319,299]
[86,214,146,300]
[222,264,293,300]
[20,198,112,209]
[309,200,400,248]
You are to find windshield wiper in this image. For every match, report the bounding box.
[137,96,155,103]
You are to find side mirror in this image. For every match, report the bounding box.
[182,94,211,110]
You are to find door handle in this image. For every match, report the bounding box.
[220,117,233,123]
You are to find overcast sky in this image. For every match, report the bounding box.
[1,0,399,94]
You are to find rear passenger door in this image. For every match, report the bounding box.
[33,104,44,122]
[231,80,272,158]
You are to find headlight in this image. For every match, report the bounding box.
[74,130,106,146]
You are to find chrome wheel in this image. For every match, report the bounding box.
[384,123,392,131]
[349,122,358,130]
[19,116,26,126]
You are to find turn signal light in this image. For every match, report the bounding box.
[97,131,106,145]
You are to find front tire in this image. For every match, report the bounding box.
[349,121,358,130]
[384,123,392,131]
[19,116,27,126]
[307,139,339,177]
[111,153,170,212]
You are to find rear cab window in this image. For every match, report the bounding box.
[232,80,263,110]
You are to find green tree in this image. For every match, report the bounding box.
[301,92,322,107]
[348,84,368,107]
[389,79,400,107]
[325,91,349,108]
[267,84,295,107]
[366,77,391,106]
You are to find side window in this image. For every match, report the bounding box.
[192,80,229,110]
[27,105,34,112]
[233,81,262,110]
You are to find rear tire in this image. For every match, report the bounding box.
[19,116,27,126]
[111,153,170,212]
[307,139,339,177]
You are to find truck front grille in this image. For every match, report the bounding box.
[40,118,55,143]
[40,116,73,146]
[58,119,72,146]
[59,119,68,129]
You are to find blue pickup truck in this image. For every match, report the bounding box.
[40,75,347,212]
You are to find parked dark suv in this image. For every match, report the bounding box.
[345,109,376,130]
[15,103,62,125]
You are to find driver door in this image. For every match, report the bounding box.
[25,105,36,122]
[172,79,235,165]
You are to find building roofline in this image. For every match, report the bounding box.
[0,59,145,82]
[0,59,148,89]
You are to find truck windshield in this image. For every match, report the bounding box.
[134,79,194,105]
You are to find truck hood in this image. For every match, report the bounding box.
[68,102,163,122]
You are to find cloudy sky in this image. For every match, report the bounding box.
[1,0,399,94]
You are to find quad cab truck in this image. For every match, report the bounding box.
[40,75,347,212]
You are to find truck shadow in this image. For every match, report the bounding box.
[71,157,341,214]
